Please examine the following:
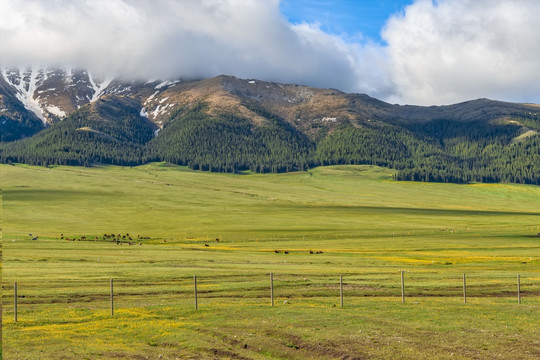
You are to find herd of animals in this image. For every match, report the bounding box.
[27,233,325,254]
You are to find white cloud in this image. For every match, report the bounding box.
[383,0,540,105]
[0,0,386,96]
[1,0,539,105]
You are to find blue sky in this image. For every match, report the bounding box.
[280,0,414,44]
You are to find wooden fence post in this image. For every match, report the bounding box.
[517,274,521,304]
[401,271,405,304]
[463,273,467,304]
[110,278,114,316]
[194,275,198,310]
[270,272,274,306]
[14,281,18,322]
[340,275,343,308]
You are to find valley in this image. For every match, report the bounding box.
[1,163,539,359]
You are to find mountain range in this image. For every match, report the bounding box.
[1,67,538,184]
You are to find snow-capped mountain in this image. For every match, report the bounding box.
[0,67,186,129]
[1,67,538,184]
[0,67,115,124]
[1,66,538,147]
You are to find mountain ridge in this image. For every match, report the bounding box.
[1,68,538,184]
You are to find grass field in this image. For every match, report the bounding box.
[1,163,539,359]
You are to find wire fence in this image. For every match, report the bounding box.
[6,271,537,322]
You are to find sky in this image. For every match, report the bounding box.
[280,0,413,44]
[1,0,539,105]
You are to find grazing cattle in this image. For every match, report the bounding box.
[284,251,289,254]
[32,236,38,240]
[309,250,313,254]
[274,250,279,253]
[215,238,220,242]
[204,243,209,247]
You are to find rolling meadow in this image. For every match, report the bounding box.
[1,163,539,359]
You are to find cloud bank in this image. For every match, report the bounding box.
[383,0,540,105]
[1,0,539,105]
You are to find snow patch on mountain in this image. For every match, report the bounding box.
[88,72,114,102]
[2,67,47,123]
[152,105,162,117]
[155,80,180,89]
[140,107,148,118]
[145,91,159,105]
[46,105,66,117]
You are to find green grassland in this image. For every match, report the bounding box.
[1,163,539,359]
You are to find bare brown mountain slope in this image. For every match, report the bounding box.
[139,75,538,140]
[2,70,539,143]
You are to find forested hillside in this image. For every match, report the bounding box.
[144,102,313,173]
[0,96,155,166]
[1,74,538,184]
